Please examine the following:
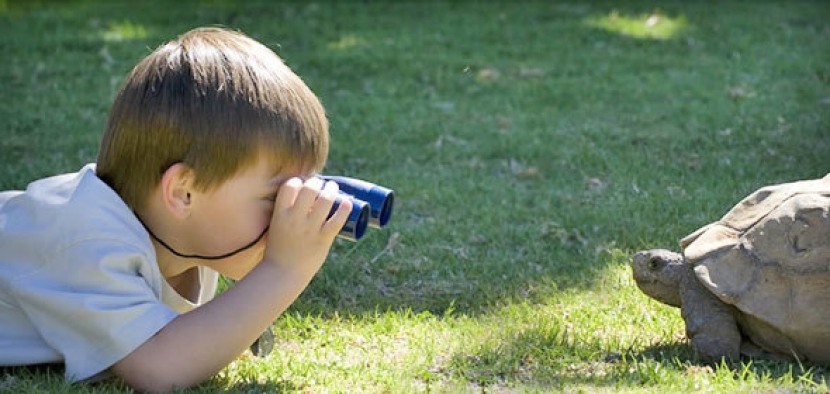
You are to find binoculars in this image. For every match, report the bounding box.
[319,176,394,241]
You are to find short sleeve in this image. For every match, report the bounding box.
[10,240,179,381]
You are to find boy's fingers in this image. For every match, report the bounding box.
[321,179,340,195]
[323,198,351,235]
[308,181,339,222]
[273,177,303,210]
[290,177,324,213]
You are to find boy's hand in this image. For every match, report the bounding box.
[263,177,351,279]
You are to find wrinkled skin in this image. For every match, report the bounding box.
[631,250,741,362]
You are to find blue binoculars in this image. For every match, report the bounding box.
[319,176,394,241]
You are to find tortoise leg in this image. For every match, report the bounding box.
[679,271,741,363]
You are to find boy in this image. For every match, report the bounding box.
[0,27,351,392]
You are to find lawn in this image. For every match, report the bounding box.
[1,0,829,393]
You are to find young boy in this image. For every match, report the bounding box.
[0,27,351,392]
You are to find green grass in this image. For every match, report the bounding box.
[2,0,829,392]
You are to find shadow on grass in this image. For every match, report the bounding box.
[0,366,304,394]
[193,379,303,394]
[442,327,830,390]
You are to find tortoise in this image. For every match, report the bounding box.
[631,174,830,364]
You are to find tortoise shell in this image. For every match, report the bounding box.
[680,174,830,362]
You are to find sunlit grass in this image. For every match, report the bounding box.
[327,34,365,51]
[584,10,689,40]
[99,20,149,42]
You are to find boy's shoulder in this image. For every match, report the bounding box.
[0,164,152,266]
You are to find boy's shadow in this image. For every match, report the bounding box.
[1,365,303,393]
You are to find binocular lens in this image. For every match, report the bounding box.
[329,193,370,241]
[374,193,394,228]
[319,175,394,241]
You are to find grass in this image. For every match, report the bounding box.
[1,0,829,392]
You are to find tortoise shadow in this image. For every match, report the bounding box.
[638,341,830,384]
[442,325,830,391]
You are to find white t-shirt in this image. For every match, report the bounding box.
[0,164,218,381]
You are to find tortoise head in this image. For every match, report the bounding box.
[630,249,687,307]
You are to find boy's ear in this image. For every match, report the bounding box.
[159,163,195,220]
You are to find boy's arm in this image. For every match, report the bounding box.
[110,178,349,393]
[111,262,311,392]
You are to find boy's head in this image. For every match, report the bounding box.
[97,27,329,212]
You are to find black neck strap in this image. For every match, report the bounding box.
[136,214,268,260]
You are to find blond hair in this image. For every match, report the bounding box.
[97,27,329,211]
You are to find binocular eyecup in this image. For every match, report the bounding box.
[319,176,394,241]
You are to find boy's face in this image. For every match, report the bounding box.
[183,154,311,280]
